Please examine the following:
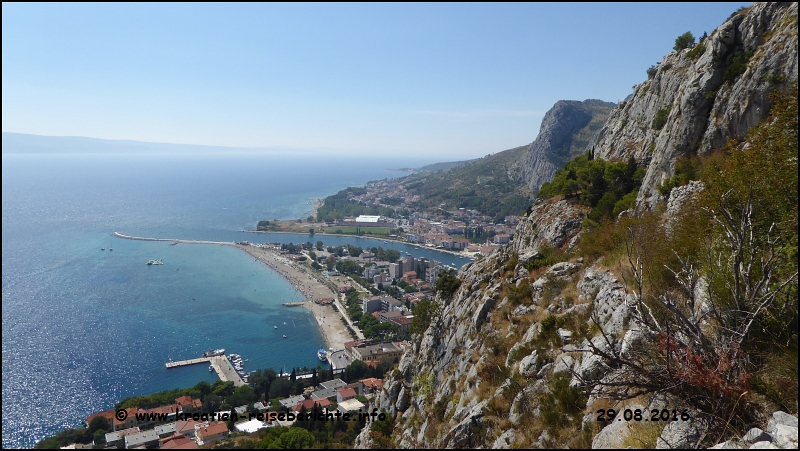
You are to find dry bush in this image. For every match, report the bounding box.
[622,421,666,449]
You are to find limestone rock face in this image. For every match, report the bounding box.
[589,2,798,208]
[510,199,590,252]
[510,99,616,196]
[666,180,704,218]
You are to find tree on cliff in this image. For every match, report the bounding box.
[674,31,695,51]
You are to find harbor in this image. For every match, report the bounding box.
[166,354,246,387]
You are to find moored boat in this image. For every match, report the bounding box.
[203,348,225,357]
[318,349,327,362]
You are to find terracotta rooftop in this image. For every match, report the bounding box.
[292,398,332,412]
[337,387,357,399]
[361,378,383,389]
[197,421,228,439]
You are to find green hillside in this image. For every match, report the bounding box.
[402,145,531,220]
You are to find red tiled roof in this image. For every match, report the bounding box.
[141,404,178,416]
[175,395,193,406]
[391,316,413,326]
[160,434,199,450]
[361,378,383,389]
[86,409,116,425]
[337,387,357,399]
[197,421,228,439]
[292,398,331,411]
[176,420,203,434]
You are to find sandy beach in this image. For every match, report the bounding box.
[232,243,353,352]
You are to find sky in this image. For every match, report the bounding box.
[2,2,749,158]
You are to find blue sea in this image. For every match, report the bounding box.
[1,152,472,448]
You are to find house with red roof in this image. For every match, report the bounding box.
[336,387,358,403]
[195,421,229,446]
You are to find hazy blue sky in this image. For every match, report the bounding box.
[3,2,748,157]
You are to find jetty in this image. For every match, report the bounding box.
[113,232,232,246]
[166,355,246,387]
[166,357,210,368]
[282,302,306,307]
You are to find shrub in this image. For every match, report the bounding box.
[723,49,754,84]
[541,315,556,332]
[434,270,461,301]
[612,189,638,216]
[651,106,671,130]
[686,43,706,60]
[646,65,658,79]
[538,373,587,429]
[508,279,532,306]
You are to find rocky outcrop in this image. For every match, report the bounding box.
[511,199,590,252]
[590,2,797,208]
[510,100,616,196]
[700,411,799,449]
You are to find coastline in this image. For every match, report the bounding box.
[113,232,352,352]
[232,243,352,352]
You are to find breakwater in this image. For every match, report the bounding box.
[113,231,232,245]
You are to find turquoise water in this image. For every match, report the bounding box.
[1,152,457,448]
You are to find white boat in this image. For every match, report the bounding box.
[283,335,287,338]
[208,365,213,372]
[274,326,278,329]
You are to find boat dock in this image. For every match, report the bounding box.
[166,355,246,387]
[282,302,306,306]
[166,357,210,368]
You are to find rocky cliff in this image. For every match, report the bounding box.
[356,3,798,449]
[590,2,797,207]
[510,100,615,196]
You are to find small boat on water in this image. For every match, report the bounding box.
[274,326,278,329]
[208,365,213,372]
[146,259,164,265]
[283,335,287,339]
[318,349,327,362]
[101,248,105,251]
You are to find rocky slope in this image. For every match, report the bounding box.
[589,2,797,207]
[510,100,615,196]
[356,3,798,449]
